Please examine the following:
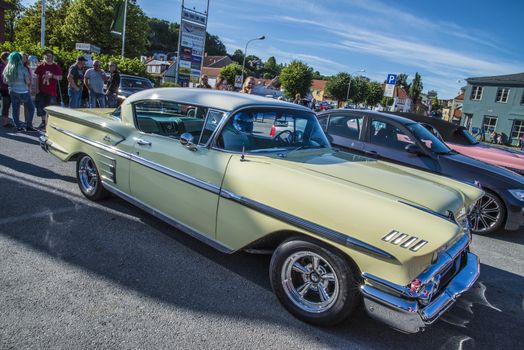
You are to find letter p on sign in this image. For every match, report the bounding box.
[387,74,397,85]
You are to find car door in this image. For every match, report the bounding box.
[363,118,440,172]
[129,99,231,240]
[322,112,366,152]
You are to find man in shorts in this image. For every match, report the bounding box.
[35,51,62,129]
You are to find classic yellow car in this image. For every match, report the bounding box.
[40,88,482,333]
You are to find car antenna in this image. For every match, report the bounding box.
[240,145,246,162]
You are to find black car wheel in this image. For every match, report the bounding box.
[470,191,505,235]
[270,238,359,326]
[76,154,108,201]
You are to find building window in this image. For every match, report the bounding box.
[482,116,498,133]
[470,86,483,100]
[511,120,524,139]
[495,87,510,103]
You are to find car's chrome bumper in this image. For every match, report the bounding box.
[360,233,479,333]
[39,134,49,152]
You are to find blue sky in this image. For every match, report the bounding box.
[24,0,524,98]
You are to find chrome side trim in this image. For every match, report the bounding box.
[102,181,234,254]
[220,189,398,262]
[399,200,456,224]
[54,125,396,261]
[52,125,221,195]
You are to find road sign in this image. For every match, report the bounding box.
[384,84,395,97]
[234,75,243,88]
[386,74,397,85]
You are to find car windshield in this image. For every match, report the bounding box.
[461,128,479,145]
[121,78,153,89]
[407,123,454,154]
[216,108,330,153]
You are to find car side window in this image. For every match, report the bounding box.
[328,114,362,140]
[199,110,224,145]
[134,100,208,140]
[370,119,414,150]
[318,115,328,131]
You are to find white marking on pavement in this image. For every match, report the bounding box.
[0,207,77,225]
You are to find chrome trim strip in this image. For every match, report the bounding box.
[52,125,221,195]
[54,125,395,261]
[220,189,398,262]
[399,200,456,224]
[102,181,234,254]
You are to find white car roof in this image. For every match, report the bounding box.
[123,87,311,112]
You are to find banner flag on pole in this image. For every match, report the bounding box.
[110,0,125,35]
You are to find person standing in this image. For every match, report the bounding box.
[34,52,62,129]
[0,51,13,127]
[67,56,87,108]
[2,52,36,132]
[84,60,107,108]
[196,74,211,89]
[105,61,120,108]
[240,76,255,94]
[214,75,228,90]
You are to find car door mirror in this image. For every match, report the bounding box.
[180,132,197,151]
[405,143,423,155]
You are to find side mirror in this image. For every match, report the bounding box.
[180,132,197,151]
[405,143,423,155]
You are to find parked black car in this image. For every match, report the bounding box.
[117,74,154,103]
[317,109,524,235]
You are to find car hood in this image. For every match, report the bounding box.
[448,142,524,172]
[277,150,482,217]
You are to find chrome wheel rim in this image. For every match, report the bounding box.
[281,251,339,313]
[78,156,99,195]
[470,193,501,233]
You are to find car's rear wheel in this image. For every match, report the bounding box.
[76,154,108,201]
[470,191,505,235]
[270,238,359,326]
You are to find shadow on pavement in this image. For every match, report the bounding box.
[0,129,41,146]
[1,176,523,349]
[0,153,76,183]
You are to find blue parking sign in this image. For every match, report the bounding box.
[387,74,397,85]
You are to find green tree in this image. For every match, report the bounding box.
[409,72,423,112]
[230,49,244,65]
[147,17,178,54]
[220,62,243,87]
[263,56,280,78]
[396,73,409,90]
[205,33,227,55]
[280,60,313,99]
[14,0,71,47]
[4,0,25,42]
[350,77,369,105]
[325,72,350,106]
[60,0,149,57]
[366,82,383,107]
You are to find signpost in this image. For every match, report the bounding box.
[175,1,209,87]
[384,73,397,98]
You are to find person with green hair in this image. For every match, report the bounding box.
[2,51,36,132]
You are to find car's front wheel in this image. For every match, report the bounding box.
[76,154,108,201]
[270,238,359,326]
[470,191,506,235]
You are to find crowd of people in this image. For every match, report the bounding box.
[0,51,120,132]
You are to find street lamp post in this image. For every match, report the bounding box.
[241,35,265,86]
[346,69,366,105]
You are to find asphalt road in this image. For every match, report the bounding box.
[1,126,523,349]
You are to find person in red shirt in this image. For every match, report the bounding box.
[35,51,62,129]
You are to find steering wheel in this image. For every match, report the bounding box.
[273,130,304,144]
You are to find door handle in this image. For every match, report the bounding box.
[137,139,152,146]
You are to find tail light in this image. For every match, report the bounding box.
[269,124,276,137]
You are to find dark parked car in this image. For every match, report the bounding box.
[317,109,524,235]
[116,74,154,103]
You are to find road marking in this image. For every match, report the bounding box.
[0,207,78,225]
